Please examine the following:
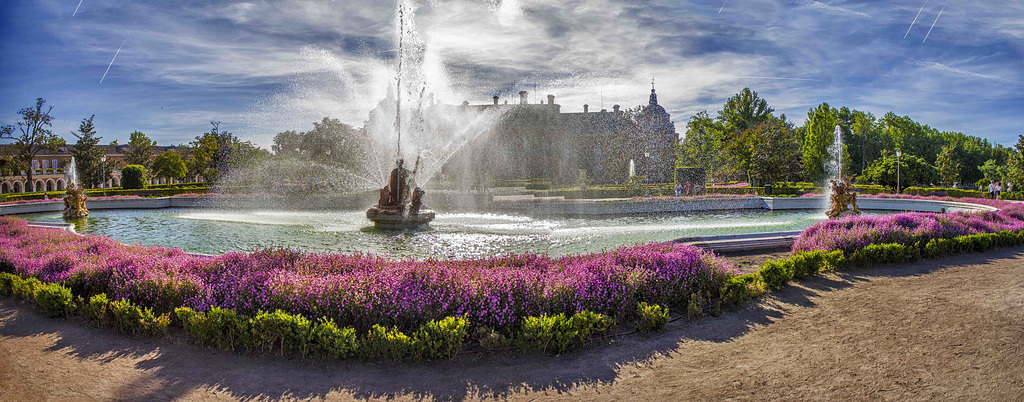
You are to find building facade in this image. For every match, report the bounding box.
[442,86,679,186]
[0,144,190,194]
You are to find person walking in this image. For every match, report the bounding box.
[996,182,1002,199]
[988,180,996,199]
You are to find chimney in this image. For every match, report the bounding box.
[519,91,528,104]
[613,105,620,113]
[584,104,589,113]
[547,94,555,105]
[493,96,499,105]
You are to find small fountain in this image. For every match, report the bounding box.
[63,157,89,219]
[824,125,859,219]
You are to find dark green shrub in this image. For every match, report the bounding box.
[850,243,914,266]
[414,316,469,360]
[121,165,147,189]
[476,327,511,352]
[758,260,791,290]
[636,302,669,334]
[0,272,19,297]
[719,273,764,307]
[33,283,74,318]
[686,292,705,320]
[110,299,143,334]
[109,298,167,337]
[360,324,415,361]
[85,293,111,326]
[250,310,312,357]
[311,317,358,359]
[13,277,41,301]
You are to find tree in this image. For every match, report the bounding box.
[0,98,66,192]
[717,88,774,135]
[70,115,113,188]
[746,117,802,185]
[862,151,939,190]
[801,103,839,182]
[151,150,187,182]
[271,130,303,157]
[124,131,156,168]
[677,111,726,179]
[935,145,961,186]
[121,165,147,189]
[1007,135,1024,191]
[978,159,1008,184]
[189,121,268,185]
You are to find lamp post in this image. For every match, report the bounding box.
[895,149,902,194]
[101,155,107,197]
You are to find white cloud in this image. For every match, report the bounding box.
[799,0,870,18]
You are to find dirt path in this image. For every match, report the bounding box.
[2,247,1023,401]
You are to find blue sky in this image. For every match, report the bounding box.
[1,0,1022,148]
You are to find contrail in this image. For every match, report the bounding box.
[100,30,132,84]
[72,0,85,16]
[904,0,926,39]
[718,0,728,15]
[922,6,943,44]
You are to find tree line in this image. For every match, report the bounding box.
[1,98,266,192]
[678,88,1024,190]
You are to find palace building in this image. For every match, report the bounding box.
[0,144,187,193]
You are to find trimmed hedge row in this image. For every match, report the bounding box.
[717,229,1024,308]
[902,186,986,198]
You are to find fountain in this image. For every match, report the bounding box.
[62,157,89,219]
[824,125,859,219]
[365,2,435,230]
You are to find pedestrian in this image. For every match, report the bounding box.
[996,182,1002,199]
[988,180,996,199]
[1008,181,1014,193]
[675,181,683,197]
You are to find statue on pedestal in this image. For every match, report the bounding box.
[63,182,89,219]
[826,176,860,219]
[366,157,435,229]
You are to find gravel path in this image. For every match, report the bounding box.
[2,247,1023,401]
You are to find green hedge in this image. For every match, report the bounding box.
[902,186,985,198]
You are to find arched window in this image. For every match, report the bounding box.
[13,181,23,193]
[1,182,9,194]
[35,180,44,192]
[46,179,55,191]
[56,179,65,191]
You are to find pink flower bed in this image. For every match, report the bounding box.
[793,203,1024,254]
[0,217,737,332]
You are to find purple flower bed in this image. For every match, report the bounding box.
[793,203,1024,254]
[798,192,1014,209]
[0,217,737,332]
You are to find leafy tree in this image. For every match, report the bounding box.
[124,131,156,168]
[677,111,726,179]
[934,145,961,186]
[70,115,113,188]
[978,159,1008,184]
[801,103,839,182]
[746,117,802,185]
[120,165,147,189]
[715,88,775,181]
[0,98,65,192]
[862,151,939,190]
[1007,135,1024,191]
[271,130,303,157]
[151,150,187,182]
[189,122,268,185]
[717,88,773,135]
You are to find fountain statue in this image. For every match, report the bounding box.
[825,176,860,219]
[366,157,435,229]
[63,157,89,219]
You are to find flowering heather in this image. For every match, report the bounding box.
[794,203,1024,253]
[0,217,737,332]
[0,195,144,206]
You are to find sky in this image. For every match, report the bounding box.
[1,0,1022,149]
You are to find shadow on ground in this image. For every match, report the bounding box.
[2,246,1022,401]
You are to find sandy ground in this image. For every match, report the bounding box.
[2,247,1023,401]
